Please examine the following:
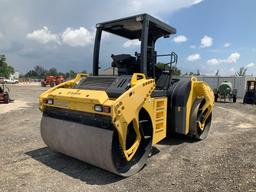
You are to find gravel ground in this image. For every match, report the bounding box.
[0,85,255,192]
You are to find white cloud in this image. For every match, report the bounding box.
[187,53,201,61]
[0,32,3,39]
[192,0,203,4]
[0,0,206,73]
[27,26,96,47]
[128,0,204,15]
[245,62,255,68]
[27,26,95,47]
[200,35,213,48]
[207,52,240,65]
[224,42,230,47]
[123,39,141,47]
[26,26,60,44]
[62,27,94,47]
[173,35,187,43]
[207,58,220,65]
[226,52,240,63]
[190,45,196,49]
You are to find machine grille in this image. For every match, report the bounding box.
[75,76,117,91]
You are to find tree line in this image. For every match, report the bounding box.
[155,62,181,76]
[0,54,251,78]
[23,65,87,79]
[0,55,14,78]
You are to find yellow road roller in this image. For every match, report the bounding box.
[39,14,214,176]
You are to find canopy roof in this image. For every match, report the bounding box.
[97,13,176,40]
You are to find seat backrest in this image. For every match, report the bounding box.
[111,54,139,75]
[155,73,170,90]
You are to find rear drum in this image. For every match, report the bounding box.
[40,115,152,176]
[189,99,212,140]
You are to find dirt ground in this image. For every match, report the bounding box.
[0,85,255,192]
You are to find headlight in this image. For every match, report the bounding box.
[94,105,111,113]
[46,99,54,104]
[94,105,103,112]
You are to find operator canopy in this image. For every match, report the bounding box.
[93,14,177,77]
[97,14,176,40]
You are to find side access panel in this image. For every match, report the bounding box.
[153,98,167,144]
[144,97,167,144]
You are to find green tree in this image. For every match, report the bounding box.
[215,69,219,76]
[155,62,181,76]
[47,67,58,76]
[155,62,169,71]
[57,72,65,76]
[25,70,38,78]
[25,65,45,78]
[0,54,15,78]
[236,67,247,76]
[34,65,46,78]
[172,66,181,76]
[65,70,76,79]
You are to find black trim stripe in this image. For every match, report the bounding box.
[43,107,113,130]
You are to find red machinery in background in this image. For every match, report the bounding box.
[41,75,65,87]
[0,83,10,104]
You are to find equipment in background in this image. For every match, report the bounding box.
[3,78,19,84]
[39,14,214,176]
[214,81,237,103]
[0,83,12,104]
[41,75,64,87]
[243,80,256,104]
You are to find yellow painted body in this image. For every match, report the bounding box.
[40,73,159,160]
[142,97,167,144]
[39,73,214,161]
[185,77,214,134]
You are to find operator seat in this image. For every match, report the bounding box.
[111,54,139,75]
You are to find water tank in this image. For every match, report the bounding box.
[218,81,233,96]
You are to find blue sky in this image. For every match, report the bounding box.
[0,0,255,76]
[162,0,256,75]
